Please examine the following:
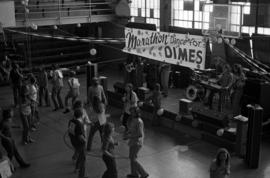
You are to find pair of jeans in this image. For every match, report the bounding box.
[20,113,30,142]
[64,90,79,109]
[87,121,103,151]
[152,108,161,126]
[31,102,40,126]
[102,154,117,178]
[122,112,130,131]
[75,146,86,178]
[12,85,21,106]
[39,86,50,106]
[129,145,148,177]
[160,69,170,95]
[51,87,63,109]
[1,138,28,166]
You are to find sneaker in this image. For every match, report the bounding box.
[141,174,149,178]
[53,108,59,111]
[20,163,30,168]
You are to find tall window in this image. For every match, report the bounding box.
[171,0,208,29]
[130,0,160,30]
[231,2,255,36]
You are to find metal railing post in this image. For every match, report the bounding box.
[89,0,92,23]
[58,0,61,24]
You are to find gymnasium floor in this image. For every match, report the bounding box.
[1,66,270,178]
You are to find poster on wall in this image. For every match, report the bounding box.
[123,28,207,69]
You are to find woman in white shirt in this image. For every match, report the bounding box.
[28,75,39,130]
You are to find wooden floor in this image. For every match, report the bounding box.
[1,66,270,178]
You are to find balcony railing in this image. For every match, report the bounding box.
[15,1,115,26]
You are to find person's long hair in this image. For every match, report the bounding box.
[73,100,83,110]
[102,122,114,140]
[215,148,230,167]
[125,83,133,100]
[233,64,244,76]
[92,96,102,114]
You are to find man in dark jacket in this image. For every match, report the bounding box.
[9,63,23,107]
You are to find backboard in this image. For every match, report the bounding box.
[202,3,242,39]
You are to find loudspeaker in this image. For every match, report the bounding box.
[179,98,192,115]
[191,106,228,127]
[86,63,98,92]
[242,80,270,121]
[245,104,263,169]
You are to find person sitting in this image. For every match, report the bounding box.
[205,64,234,110]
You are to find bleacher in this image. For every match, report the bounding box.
[14,0,115,26]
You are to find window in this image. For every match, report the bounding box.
[231,2,254,35]
[171,0,209,29]
[130,0,160,30]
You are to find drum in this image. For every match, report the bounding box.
[186,84,205,101]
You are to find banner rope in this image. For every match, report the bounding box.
[5,29,125,44]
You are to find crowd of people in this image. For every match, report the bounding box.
[0,60,151,178]
[0,57,236,178]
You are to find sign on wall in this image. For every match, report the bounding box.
[123,28,207,69]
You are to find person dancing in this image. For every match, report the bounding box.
[68,109,87,178]
[51,64,64,111]
[102,122,118,178]
[122,83,138,132]
[87,96,106,151]
[64,71,80,113]
[125,107,149,178]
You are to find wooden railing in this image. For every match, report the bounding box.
[15,1,114,25]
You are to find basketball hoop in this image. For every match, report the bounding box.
[202,3,242,41]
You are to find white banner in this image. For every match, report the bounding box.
[123,28,206,69]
